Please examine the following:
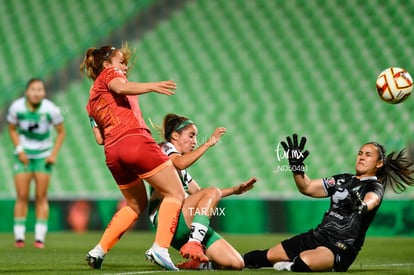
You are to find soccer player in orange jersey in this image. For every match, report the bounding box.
[80,43,202,270]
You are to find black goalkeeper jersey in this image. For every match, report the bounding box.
[313,173,384,253]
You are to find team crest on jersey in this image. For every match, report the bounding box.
[325,177,336,187]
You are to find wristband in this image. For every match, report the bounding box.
[15,145,24,154]
[290,163,306,174]
[89,116,98,128]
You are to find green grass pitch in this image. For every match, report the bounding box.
[0,231,413,274]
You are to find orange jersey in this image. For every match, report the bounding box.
[86,67,150,146]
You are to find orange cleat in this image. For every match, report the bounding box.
[179,241,209,262]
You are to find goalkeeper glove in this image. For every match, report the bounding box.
[280,133,310,174]
[351,191,368,215]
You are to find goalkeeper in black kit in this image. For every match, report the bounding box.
[243,134,414,272]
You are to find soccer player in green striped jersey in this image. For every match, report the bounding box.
[7,78,65,248]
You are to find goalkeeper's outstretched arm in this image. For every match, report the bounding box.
[293,173,326,198]
[281,133,327,198]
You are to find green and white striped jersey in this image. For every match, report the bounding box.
[7,97,64,158]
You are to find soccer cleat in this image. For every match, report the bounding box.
[86,253,104,269]
[15,240,25,248]
[179,241,209,262]
[177,258,213,270]
[273,261,293,271]
[34,240,45,249]
[86,246,105,269]
[145,247,179,271]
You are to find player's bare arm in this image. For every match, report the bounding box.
[221,177,257,197]
[170,127,226,170]
[293,174,327,198]
[109,78,176,96]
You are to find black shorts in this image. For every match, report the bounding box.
[281,230,358,272]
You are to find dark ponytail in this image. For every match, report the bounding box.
[369,142,414,193]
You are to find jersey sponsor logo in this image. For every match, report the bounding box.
[28,122,39,132]
[329,210,344,220]
[336,241,348,250]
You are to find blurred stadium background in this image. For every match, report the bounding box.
[0,0,413,235]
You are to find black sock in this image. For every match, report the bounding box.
[243,249,273,268]
[291,256,312,272]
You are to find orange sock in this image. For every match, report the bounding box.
[155,197,182,248]
[99,205,138,253]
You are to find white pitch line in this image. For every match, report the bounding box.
[93,263,414,275]
[95,270,197,275]
[97,271,165,275]
[359,263,414,268]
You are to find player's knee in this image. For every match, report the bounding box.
[205,187,222,200]
[231,257,245,270]
[219,256,244,270]
[35,196,48,205]
[163,190,185,202]
[171,185,186,202]
[176,191,185,202]
[126,199,147,216]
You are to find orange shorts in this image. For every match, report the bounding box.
[104,128,170,187]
